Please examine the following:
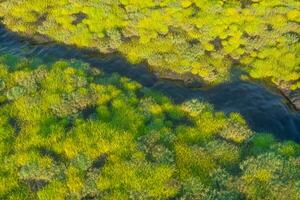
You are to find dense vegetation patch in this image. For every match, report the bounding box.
[0,0,299,89]
[0,54,300,199]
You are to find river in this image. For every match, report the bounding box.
[1,25,299,141]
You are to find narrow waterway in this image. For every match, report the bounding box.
[1,25,300,141]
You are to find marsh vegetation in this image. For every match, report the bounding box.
[0,0,299,89]
[0,0,299,199]
[0,52,299,199]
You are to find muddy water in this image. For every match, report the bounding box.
[1,25,300,141]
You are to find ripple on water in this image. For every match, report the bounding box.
[202,82,300,141]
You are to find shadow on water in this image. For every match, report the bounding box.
[1,24,300,141]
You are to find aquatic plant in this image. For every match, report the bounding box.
[0,53,299,199]
[1,0,299,90]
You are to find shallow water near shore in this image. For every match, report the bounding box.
[1,25,300,141]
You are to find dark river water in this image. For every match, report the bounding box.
[1,25,300,141]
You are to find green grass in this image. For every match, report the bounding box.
[0,53,300,199]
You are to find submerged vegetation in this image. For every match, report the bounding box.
[0,53,300,199]
[0,0,299,89]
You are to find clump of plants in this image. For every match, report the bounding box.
[0,53,300,199]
